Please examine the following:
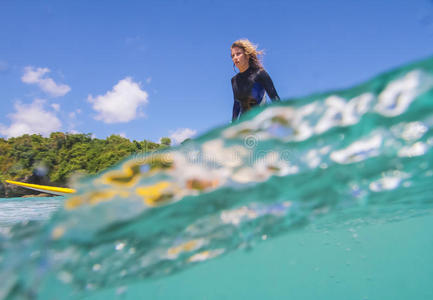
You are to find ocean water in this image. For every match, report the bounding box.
[1,56,433,300]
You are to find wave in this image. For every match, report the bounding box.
[1,56,433,299]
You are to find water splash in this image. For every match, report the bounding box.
[1,56,433,299]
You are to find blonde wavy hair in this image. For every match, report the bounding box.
[231,39,264,69]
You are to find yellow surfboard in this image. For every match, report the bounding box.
[5,180,76,196]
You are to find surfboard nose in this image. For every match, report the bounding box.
[5,180,76,196]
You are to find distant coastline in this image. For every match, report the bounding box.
[21,193,54,198]
[1,132,171,198]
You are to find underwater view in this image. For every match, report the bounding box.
[1,56,433,299]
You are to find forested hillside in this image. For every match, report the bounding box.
[0,132,171,197]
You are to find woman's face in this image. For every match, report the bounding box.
[231,47,249,72]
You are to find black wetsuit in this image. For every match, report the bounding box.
[231,67,280,121]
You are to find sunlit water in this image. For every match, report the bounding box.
[1,56,433,300]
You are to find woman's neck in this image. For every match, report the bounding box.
[238,63,249,73]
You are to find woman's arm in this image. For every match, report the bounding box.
[232,100,240,121]
[231,77,241,121]
[259,70,280,101]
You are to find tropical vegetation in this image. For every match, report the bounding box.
[0,132,171,196]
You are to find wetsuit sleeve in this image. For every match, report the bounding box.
[231,77,240,121]
[259,70,280,102]
[232,100,240,121]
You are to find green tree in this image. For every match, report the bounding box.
[2,132,172,195]
[160,137,171,146]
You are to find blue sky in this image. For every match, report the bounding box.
[1,0,432,144]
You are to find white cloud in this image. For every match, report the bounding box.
[51,103,60,111]
[88,77,149,123]
[169,128,197,144]
[22,66,71,97]
[67,109,82,133]
[0,99,62,138]
[125,36,147,52]
[125,36,141,45]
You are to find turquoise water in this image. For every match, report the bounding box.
[1,56,433,299]
[84,214,433,300]
[0,197,63,225]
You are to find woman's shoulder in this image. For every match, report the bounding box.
[256,67,269,75]
[256,68,271,79]
[231,73,240,82]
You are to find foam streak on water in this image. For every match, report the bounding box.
[1,57,433,299]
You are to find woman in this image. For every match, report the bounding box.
[231,39,280,121]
